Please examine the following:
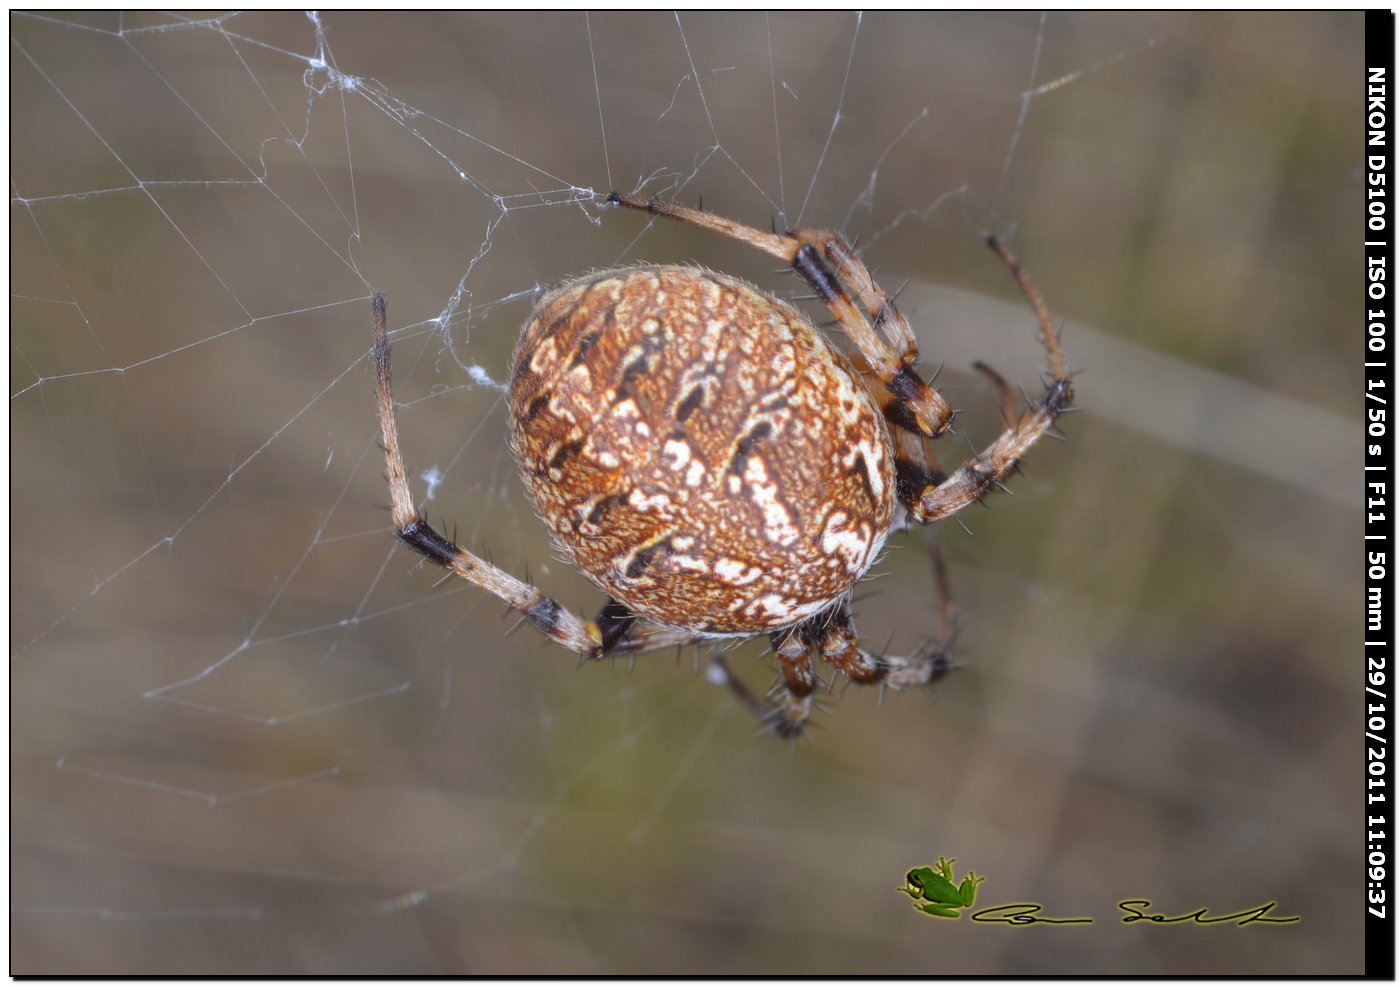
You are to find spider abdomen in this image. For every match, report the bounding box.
[508,265,895,634]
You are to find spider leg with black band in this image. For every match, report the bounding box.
[606,192,952,444]
[604,192,1074,526]
[374,293,706,661]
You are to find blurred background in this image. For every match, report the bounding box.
[10,11,1364,974]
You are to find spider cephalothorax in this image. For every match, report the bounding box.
[373,193,1073,737]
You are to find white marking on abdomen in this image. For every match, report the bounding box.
[715,558,763,586]
[842,436,888,506]
[820,510,874,574]
[743,456,798,545]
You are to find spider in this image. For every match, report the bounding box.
[372,192,1073,738]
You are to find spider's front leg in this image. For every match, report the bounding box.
[806,230,1076,525]
[906,237,1076,525]
[783,226,952,437]
[606,192,951,440]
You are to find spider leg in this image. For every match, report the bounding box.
[590,596,638,652]
[972,360,1019,428]
[708,655,776,724]
[671,535,962,733]
[884,396,946,521]
[812,236,920,364]
[601,617,713,656]
[691,626,818,737]
[907,237,1074,524]
[607,195,1076,527]
[768,624,818,737]
[813,589,958,692]
[607,192,950,440]
[376,294,642,659]
[378,293,844,724]
[926,537,959,644]
[715,537,962,731]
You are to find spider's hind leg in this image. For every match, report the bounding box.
[710,534,962,735]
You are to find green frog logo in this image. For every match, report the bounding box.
[897,857,984,918]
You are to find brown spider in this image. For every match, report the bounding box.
[372,192,1073,737]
